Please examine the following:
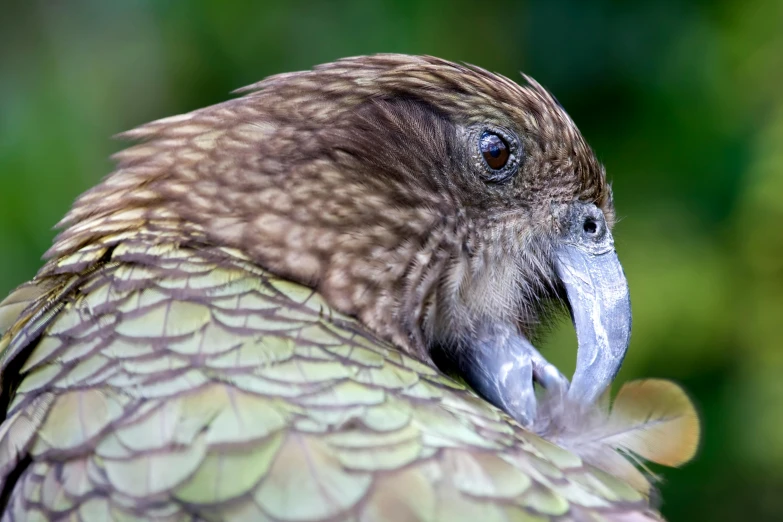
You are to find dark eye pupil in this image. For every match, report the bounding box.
[479,132,510,170]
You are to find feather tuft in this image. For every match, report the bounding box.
[533,379,700,494]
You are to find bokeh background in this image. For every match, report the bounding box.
[1,1,781,519]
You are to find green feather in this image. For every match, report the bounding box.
[0,241,665,520]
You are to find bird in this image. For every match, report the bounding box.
[0,54,697,521]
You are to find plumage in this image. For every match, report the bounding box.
[536,379,699,494]
[0,54,696,521]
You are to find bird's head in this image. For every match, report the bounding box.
[51,55,631,418]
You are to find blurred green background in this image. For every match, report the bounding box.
[1,0,781,519]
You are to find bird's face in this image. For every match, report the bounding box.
[51,55,630,424]
[400,84,631,411]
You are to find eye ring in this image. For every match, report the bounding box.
[469,125,522,183]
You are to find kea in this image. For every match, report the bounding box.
[0,55,698,521]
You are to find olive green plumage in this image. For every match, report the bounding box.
[0,54,693,521]
[0,240,655,521]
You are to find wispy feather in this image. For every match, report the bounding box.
[534,379,701,493]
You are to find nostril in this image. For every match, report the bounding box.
[583,219,598,235]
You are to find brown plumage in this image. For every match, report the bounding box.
[48,55,611,362]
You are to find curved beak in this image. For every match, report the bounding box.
[554,216,631,406]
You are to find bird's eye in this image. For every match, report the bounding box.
[479,132,510,170]
[470,125,522,183]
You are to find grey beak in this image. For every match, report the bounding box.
[554,204,632,406]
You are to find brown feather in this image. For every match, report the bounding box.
[43,54,612,362]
